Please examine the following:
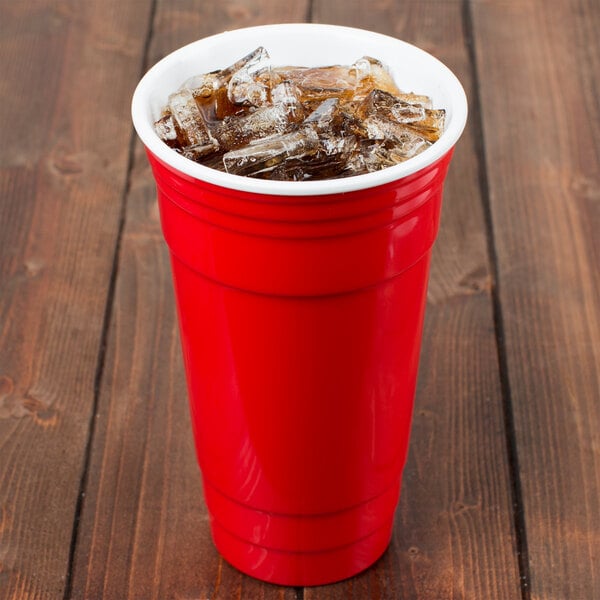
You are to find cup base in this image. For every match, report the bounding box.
[203,480,399,585]
[211,515,393,586]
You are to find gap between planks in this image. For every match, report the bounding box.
[462,1,531,599]
[61,1,160,598]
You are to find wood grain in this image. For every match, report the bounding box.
[150,0,311,66]
[69,1,308,598]
[307,1,522,598]
[471,0,600,598]
[0,1,154,598]
[4,0,597,597]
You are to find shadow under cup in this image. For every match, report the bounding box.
[132,23,467,587]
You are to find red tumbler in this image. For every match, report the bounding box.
[132,24,467,586]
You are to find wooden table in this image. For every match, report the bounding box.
[1,1,599,598]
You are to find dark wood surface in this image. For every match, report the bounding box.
[1,1,598,599]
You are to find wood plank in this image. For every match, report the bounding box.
[471,0,600,597]
[0,1,154,598]
[69,2,308,598]
[149,0,310,57]
[306,1,522,598]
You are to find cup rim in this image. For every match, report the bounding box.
[132,23,468,197]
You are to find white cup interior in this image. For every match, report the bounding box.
[132,23,468,196]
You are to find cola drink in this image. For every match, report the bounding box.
[154,48,445,180]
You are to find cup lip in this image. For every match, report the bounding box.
[132,23,468,197]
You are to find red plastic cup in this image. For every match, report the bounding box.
[132,23,467,586]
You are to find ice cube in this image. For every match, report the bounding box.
[301,133,359,179]
[180,71,246,123]
[179,141,220,162]
[214,101,305,151]
[197,85,247,122]
[344,139,424,175]
[266,163,306,181]
[364,114,429,151]
[391,102,426,124]
[357,89,444,143]
[359,88,436,119]
[303,98,340,131]
[272,65,357,104]
[271,80,302,106]
[181,72,221,96]
[221,47,269,80]
[351,56,402,99]
[395,92,433,109]
[154,114,179,148]
[269,129,358,181]
[181,48,272,120]
[389,135,429,160]
[402,108,446,142]
[358,89,426,123]
[167,88,215,148]
[227,46,272,107]
[223,128,320,177]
